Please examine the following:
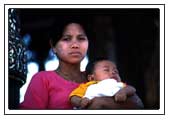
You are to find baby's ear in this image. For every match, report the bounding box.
[117,76,122,82]
[87,74,94,81]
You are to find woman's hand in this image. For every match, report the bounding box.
[114,91,127,102]
[114,85,136,102]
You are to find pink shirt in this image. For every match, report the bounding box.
[20,71,81,109]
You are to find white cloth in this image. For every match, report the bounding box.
[83,79,124,100]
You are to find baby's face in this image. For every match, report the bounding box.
[92,60,121,82]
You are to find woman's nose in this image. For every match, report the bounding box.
[71,41,79,48]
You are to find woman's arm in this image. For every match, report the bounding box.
[87,93,144,109]
[123,85,136,96]
[19,73,49,109]
[114,85,136,102]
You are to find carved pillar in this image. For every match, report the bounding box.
[8,9,27,109]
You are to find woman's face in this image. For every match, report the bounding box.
[53,23,89,64]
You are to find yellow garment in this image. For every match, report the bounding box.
[69,81,98,98]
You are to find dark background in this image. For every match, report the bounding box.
[17,8,160,109]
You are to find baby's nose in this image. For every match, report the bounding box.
[111,70,117,74]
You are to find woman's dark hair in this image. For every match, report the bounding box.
[49,15,92,47]
[85,57,110,77]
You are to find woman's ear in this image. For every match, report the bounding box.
[87,74,94,81]
[49,39,57,54]
[49,39,53,48]
[52,47,57,54]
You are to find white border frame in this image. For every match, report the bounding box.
[4,4,165,115]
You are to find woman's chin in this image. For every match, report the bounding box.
[67,58,82,64]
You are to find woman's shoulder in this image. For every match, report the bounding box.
[29,70,62,85]
[33,70,55,76]
[32,70,58,80]
[36,70,55,74]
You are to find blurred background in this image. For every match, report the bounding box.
[9,8,160,109]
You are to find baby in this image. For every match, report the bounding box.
[69,58,136,109]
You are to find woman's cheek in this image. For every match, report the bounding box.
[82,41,89,54]
[56,44,68,57]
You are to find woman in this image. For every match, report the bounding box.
[20,20,143,109]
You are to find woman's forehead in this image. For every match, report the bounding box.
[63,23,84,32]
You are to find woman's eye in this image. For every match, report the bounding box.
[62,38,70,41]
[78,37,86,41]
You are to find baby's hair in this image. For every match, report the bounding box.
[85,57,114,77]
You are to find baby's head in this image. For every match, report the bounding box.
[85,58,121,82]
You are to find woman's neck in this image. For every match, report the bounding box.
[58,61,81,73]
[56,61,86,83]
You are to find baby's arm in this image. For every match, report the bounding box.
[80,97,91,108]
[114,85,136,102]
[70,96,91,109]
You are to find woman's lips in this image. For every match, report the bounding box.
[69,52,82,56]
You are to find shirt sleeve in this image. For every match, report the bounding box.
[19,72,49,109]
[69,81,97,98]
[69,83,87,98]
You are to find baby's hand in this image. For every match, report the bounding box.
[114,91,127,102]
[80,97,91,108]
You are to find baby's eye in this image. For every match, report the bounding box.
[103,69,109,72]
[113,69,119,74]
